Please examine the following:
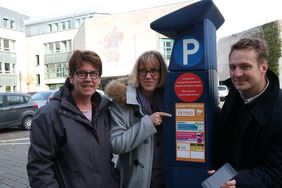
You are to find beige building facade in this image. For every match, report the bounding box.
[0,1,194,93]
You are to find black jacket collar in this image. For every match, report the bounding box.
[222,70,280,127]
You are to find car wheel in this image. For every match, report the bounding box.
[22,116,33,130]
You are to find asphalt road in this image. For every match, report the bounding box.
[0,128,30,188]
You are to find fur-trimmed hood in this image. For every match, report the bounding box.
[104,77,128,108]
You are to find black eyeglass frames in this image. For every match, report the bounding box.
[75,70,100,79]
[138,69,160,77]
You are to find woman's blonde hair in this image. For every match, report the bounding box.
[128,50,168,88]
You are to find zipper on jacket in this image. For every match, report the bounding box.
[134,159,144,168]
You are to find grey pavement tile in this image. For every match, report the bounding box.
[0,143,30,188]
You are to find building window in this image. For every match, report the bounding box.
[10,40,15,51]
[61,21,66,30]
[47,19,74,32]
[160,38,174,64]
[0,62,2,73]
[45,40,72,54]
[67,40,72,51]
[75,19,81,28]
[4,63,10,73]
[66,20,72,29]
[5,86,11,92]
[0,39,15,52]
[12,63,15,73]
[36,74,40,85]
[10,20,15,29]
[56,63,68,77]
[3,39,9,51]
[48,24,52,32]
[54,23,59,31]
[46,64,55,79]
[35,55,40,66]
[48,43,54,53]
[3,18,8,27]
[46,63,68,79]
[55,42,60,52]
[61,41,67,52]
[2,18,15,29]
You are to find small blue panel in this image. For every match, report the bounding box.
[170,28,204,69]
[168,20,218,71]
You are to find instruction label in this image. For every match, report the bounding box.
[175,103,205,162]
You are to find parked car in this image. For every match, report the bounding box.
[31,91,54,108]
[0,93,38,130]
[46,90,60,104]
[218,85,229,101]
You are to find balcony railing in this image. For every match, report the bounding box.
[0,51,16,63]
[44,52,72,64]
[0,74,17,85]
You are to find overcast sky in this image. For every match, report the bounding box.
[0,0,281,38]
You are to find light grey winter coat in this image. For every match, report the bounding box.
[105,78,157,188]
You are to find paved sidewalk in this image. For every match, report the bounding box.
[0,140,30,188]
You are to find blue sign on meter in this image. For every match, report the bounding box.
[171,37,203,68]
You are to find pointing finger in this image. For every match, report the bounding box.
[159,112,172,117]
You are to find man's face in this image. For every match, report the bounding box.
[229,48,268,98]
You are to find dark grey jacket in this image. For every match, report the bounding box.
[27,78,119,188]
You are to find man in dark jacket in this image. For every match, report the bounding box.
[214,38,282,187]
[27,50,119,188]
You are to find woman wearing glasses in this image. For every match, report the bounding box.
[105,50,171,188]
[27,50,119,188]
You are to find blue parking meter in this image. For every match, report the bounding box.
[150,0,224,187]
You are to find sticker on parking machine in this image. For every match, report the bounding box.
[175,103,205,162]
[174,72,203,102]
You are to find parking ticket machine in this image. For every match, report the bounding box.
[150,1,224,187]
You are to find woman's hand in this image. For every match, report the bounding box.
[150,112,172,126]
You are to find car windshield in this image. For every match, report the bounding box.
[31,92,52,100]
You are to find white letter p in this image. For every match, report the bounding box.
[183,39,199,65]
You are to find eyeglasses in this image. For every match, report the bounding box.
[75,70,100,80]
[138,69,160,77]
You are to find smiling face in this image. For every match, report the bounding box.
[69,61,101,100]
[138,57,160,97]
[229,48,268,98]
